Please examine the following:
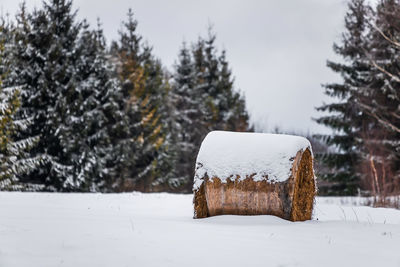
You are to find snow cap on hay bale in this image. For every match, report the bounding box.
[193,131,316,221]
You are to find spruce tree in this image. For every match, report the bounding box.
[110,9,147,191]
[0,87,43,191]
[217,50,251,132]
[139,47,177,190]
[3,0,121,191]
[3,0,81,190]
[315,0,372,195]
[192,30,251,133]
[59,20,123,191]
[111,9,174,191]
[354,0,400,195]
[173,44,198,164]
[167,43,198,189]
[0,32,42,190]
[171,31,252,191]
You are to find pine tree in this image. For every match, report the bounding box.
[139,48,176,190]
[199,32,222,130]
[58,20,123,192]
[354,0,400,195]
[3,0,82,190]
[316,0,400,196]
[110,9,147,191]
[171,31,252,191]
[0,15,14,79]
[315,0,371,195]
[111,9,174,191]
[0,31,42,190]
[0,87,43,191]
[192,30,251,133]
[217,50,251,132]
[153,75,185,190]
[170,43,200,189]
[2,0,122,191]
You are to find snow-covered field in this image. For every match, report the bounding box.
[1,192,400,267]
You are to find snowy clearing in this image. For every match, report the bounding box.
[1,192,400,267]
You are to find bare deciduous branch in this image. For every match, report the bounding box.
[390,111,400,120]
[357,100,400,134]
[372,23,400,48]
[368,55,400,82]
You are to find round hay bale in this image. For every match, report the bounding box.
[193,131,316,221]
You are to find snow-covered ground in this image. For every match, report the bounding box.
[1,192,399,267]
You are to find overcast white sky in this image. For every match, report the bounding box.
[1,0,348,134]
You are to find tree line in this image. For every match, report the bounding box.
[0,0,251,192]
[315,0,400,202]
[4,0,398,200]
